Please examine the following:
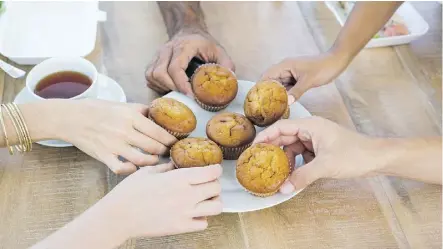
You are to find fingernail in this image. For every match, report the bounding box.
[280,182,295,194]
[287,94,296,105]
[186,93,194,98]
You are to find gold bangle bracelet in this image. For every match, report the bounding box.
[0,107,13,155]
[12,103,32,151]
[2,104,26,152]
[9,103,32,152]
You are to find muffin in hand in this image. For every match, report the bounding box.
[170,137,223,168]
[236,143,290,197]
[148,98,196,139]
[206,112,256,160]
[191,64,238,112]
[244,80,288,127]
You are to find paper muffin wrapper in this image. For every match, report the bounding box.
[148,116,191,140]
[194,97,229,112]
[281,106,290,119]
[245,188,279,198]
[220,142,252,160]
[191,63,236,112]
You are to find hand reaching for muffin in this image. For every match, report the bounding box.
[145,32,235,97]
[254,117,419,193]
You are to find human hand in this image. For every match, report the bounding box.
[146,30,234,96]
[49,99,177,174]
[99,163,223,238]
[253,117,386,193]
[260,52,351,103]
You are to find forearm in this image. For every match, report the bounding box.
[157,1,207,37]
[376,137,442,184]
[30,200,127,249]
[330,1,403,61]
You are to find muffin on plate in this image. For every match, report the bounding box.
[191,64,238,112]
[148,98,196,139]
[236,143,291,197]
[170,137,223,168]
[206,112,256,160]
[244,80,288,127]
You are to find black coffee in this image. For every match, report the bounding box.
[35,71,92,99]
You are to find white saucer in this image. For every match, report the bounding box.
[164,80,312,213]
[14,73,127,147]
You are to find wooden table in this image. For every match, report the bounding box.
[0,2,441,248]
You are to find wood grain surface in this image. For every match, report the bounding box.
[0,2,441,249]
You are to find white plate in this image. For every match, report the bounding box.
[324,2,429,48]
[164,80,312,213]
[14,73,127,147]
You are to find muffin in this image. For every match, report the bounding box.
[236,143,290,197]
[148,98,196,139]
[244,80,288,127]
[170,137,223,168]
[191,64,238,112]
[206,112,256,160]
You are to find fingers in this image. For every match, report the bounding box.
[266,135,299,147]
[168,46,196,96]
[128,131,169,155]
[152,47,177,92]
[289,158,324,191]
[193,180,222,202]
[188,217,209,232]
[133,115,177,147]
[253,119,300,145]
[102,155,138,175]
[119,146,160,166]
[254,117,327,145]
[216,48,235,72]
[193,196,223,217]
[287,76,312,102]
[182,164,223,185]
[146,47,174,94]
[140,162,175,174]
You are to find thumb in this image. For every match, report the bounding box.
[289,158,325,191]
[216,49,236,72]
[141,162,175,174]
[287,77,312,104]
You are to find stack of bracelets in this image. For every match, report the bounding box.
[0,103,32,155]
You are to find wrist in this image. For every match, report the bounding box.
[372,138,414,176]
[326,46,353,69]
[19,100,63,141]
[173,27,211,39]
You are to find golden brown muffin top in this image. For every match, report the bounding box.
[236,143,290,194]
[192,64,238,106]
[171,138,223,168]
[149,98,197,133]
[244,80,288,127]
[206,112,256,147]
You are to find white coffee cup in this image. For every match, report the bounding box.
[26,57,99,100]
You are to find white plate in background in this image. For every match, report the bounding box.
[165,80,312,213]
[0,1,106,65]
[324,2,429,48]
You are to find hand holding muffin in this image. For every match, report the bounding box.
[254,117,442,194]
[145,2,234,96]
